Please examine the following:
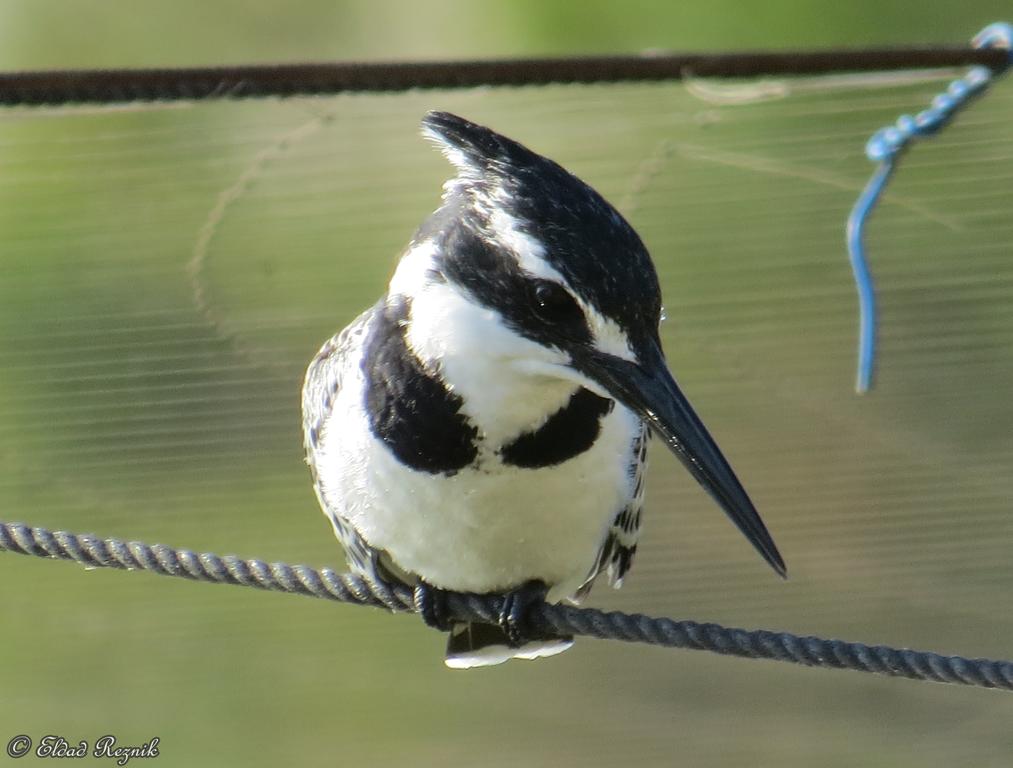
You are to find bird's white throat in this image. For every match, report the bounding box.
[394,242,583,448]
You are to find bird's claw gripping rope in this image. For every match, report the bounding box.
[415,578,567,646]
[499,579,553,646]
[846,22,1013,393]
[414,581,454,632]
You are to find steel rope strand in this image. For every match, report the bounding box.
[2,520,1012,690]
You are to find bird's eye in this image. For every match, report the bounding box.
[531,280,581,323]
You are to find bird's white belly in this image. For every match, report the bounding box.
[315,367,640,602]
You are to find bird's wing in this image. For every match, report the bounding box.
[301,306,376,453]
[302,304,386,578]
[574,422,649,600]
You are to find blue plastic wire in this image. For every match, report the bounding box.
[846,22,1013,393]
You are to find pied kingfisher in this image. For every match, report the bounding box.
[302,111,785,668]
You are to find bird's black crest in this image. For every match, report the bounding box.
[421,111,663,351]
[422,110,527,177]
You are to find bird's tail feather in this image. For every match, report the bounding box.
[444,621,574,669]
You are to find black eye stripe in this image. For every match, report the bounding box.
[439,221,593,347]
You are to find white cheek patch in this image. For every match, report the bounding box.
[405,278,574,446]
[403,279,480,369]
[405,279,566,375]
[388,240,438,298]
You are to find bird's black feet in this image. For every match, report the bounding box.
[416,579,553,647]
[499,580,549,647]
[414,581,453,632]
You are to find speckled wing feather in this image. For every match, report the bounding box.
[302,305,385,579]
[574,422,648,600]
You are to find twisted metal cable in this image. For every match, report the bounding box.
[2,521,1012,690]
[0,47,1008,106]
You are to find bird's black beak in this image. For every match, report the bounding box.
[573,341,787,578]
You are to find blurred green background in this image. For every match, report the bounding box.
[2,2,1013,766]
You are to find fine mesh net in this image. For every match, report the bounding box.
[2,73,1012,765]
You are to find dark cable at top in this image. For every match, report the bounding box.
[0,47,1007,106]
